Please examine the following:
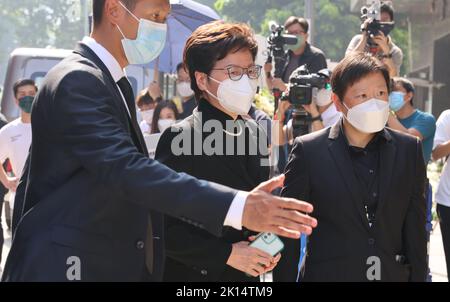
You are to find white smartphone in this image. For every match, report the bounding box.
[249,232,284,256]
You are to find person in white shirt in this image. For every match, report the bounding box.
[0,79,36,211]
[432,109,450,279]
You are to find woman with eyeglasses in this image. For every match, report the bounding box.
[155,21,280,282]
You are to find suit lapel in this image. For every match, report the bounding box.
[73,43,148,156]
[327,122,371,232]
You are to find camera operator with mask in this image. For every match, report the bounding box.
[273,67,341,146]
[346,1,403,77]
[265,17,327,93]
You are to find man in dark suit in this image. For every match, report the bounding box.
[2,0,317,282]
[274,52,427,282]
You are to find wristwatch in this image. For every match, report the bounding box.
[380,53,393,59]
[310,115,323,122]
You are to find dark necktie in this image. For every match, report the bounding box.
[116,77,137,122]
[116,76,154,274]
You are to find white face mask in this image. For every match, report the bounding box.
[141,109,154,124]
[343,98,389,134]
[158,119,176,133]
[206,75,258,115]
[315,88,332,107]
[177,82,194,98]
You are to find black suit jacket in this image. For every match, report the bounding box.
[274,121,427,282]
[155,100,269,282]
[2,43,238,282]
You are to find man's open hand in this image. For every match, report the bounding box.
[242,175,318,239]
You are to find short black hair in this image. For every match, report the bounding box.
[284,16,309,34]
[184,21,258,100]
[393,77,415,105]
[136,89,160,108]
[381,1,394,21]
[93,0,136,26]
[331,52,391,102]
[13,79,37,98]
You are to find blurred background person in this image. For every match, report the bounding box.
[265,16,327,93]
[346,1,403,77]
[137,80,163,134]
[151,100,179,134]
[387,77,436,165]
[0,79,36,217]
[176,63,196,120]
[432,109,450,281]
[155,21,282,282]
[137,89,159,135]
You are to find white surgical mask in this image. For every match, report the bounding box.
[315,88,332,107]
[206,75,258,115]
[158,119,176,133]
[141,109,154,124]
[343,98,389,134]
[117,1,167,65]
[177,82,194,98]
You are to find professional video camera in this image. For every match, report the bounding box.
[287,66,331,107]
[360,0,395,48]
[266,21,298,79]
[266,22,298,115]
[281,65,331,138]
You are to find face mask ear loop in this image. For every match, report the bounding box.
[204,75,222,102]
[118,1,140,22]
[342,102,351,121]
[208,76,221,85]
[205,89,220,103]
[116,24,126,39]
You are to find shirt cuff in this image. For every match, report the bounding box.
[223,191,249,231]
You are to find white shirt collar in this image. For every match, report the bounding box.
[81,36,125,83]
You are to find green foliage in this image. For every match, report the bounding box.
[0,0,89,83]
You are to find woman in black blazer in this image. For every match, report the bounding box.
[155,21,280,282]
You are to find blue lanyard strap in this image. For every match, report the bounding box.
[297,234,308,282]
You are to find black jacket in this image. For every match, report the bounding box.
[281,43,328,82]
[1,44,238,282]
[274,120,427,282]
[155,99,270,282]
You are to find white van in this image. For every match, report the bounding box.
[0,48,156,121]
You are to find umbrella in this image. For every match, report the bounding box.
[148,0,221,75]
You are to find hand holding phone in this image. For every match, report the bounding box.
[249,232,284,256]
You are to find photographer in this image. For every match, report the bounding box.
[265,17,327,92]
[346,1,403,77]
[273,67,341,146]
